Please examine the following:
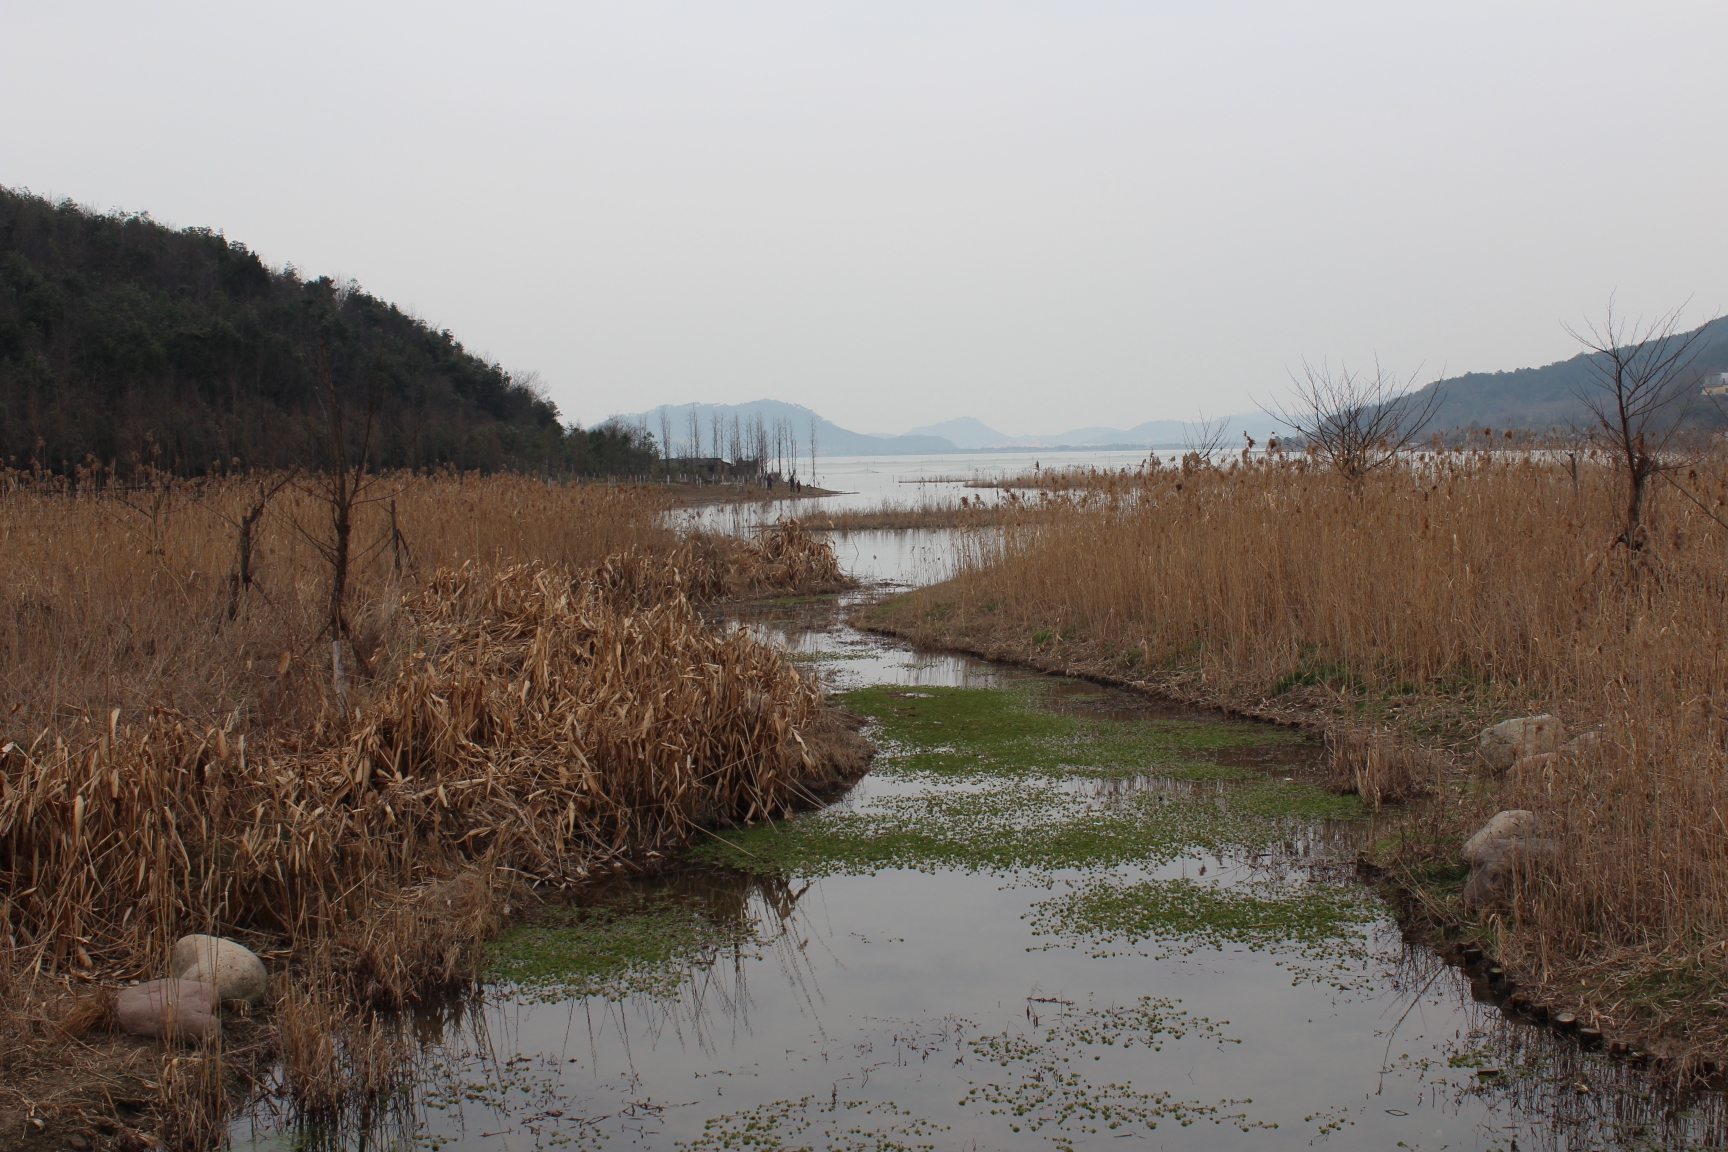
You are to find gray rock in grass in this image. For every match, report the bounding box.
[1462,810,1539,863]
[1461,810,1556,912]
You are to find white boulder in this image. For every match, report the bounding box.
[1478,715,1566,772]
[171,934,268,1005]
[1461,809,1556,912]
[1462,837,1557,911]
[114,978,219,1044]
[1462,810,1539,863]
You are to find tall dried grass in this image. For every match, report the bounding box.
[808,496,1016,531]
[0,472,673,734]
[0,563,837,971]
[0,473,865,1140]
[873,446,1728,1053]
[734,518,850,592]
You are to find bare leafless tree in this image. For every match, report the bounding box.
[1180,413,1229,469]
[287,344,391,710]
[1263,359,1443,482]
[387,495,416,578]
[808,414,819,485]
[217,471,295,620]
[1565,300,1714,549]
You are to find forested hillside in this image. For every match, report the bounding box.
[1414,317,1728,432]
[0,189,652,476]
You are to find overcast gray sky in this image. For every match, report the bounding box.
[5,2,1724,435]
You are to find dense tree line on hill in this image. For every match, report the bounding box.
[1409,317,1728,434]
[0,188,655,477]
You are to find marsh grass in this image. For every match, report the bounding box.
[861,445,1728,1062]
[0,473,863,1142]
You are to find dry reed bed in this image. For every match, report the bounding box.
[0,564,843,978]
[0,473,675,734]
[807,494,1024,531]
[0,476,862,1145]
[867,449,1728,1062]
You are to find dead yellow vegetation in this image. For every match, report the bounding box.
[865,445,1728,1063]
[0,473,862,1144]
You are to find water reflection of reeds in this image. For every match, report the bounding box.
[235,532,1728,1152]
[1372,944,1728,1151]
[233,867,832,1151]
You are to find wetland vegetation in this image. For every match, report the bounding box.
[0,474,856,1146]
[10,423,1728,1152]
[242,608,1728,1151]
[860,436,1728,1079]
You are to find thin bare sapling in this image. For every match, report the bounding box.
[1263,359,1444,482]
[289,344,393,709]
[1566,301,1715,549]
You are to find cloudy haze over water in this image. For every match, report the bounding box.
[4,2,1724,435]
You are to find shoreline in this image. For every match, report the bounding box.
[849,594,1726,1085]
[660,481,841,506]
[0,506,871,1150]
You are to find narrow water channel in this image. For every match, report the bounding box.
[234,529,1726,1152]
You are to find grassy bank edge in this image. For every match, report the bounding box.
[0,697,874,1152]
[852,590,1727,1084]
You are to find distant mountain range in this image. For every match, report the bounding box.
[617,402,1279,456]
[618,318,1728,458]
[901,414,1281,450]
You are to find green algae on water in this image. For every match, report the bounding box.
[1026,876,1385,979]
[695,779,1356,876]
[486,893,758,1003]
[675,997,1271,1152]
[420,1052,607,1147]
[692,684,1360,876]
[678,1097,947,1152]
[961,995,1275,1149]
[836,683,1310,780]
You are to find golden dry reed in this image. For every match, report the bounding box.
[0,473,858,1138]
[0,472,673,732]
[0,565,837,972]
[806,493,1016,531]
[889,446,1728,1051]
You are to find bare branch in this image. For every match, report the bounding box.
[1261,358,1443,482]
[1565,299,1717,547]
[1181,412,1229,464]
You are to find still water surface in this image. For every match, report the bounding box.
[233,523,1725,1152]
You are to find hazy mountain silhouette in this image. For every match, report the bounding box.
[621,400,959,455]
[625,320,1728,460]
[1407,317,1728,432]
[906,413,1282,449]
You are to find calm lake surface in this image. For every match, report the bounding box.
[232,470,1726,1152]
